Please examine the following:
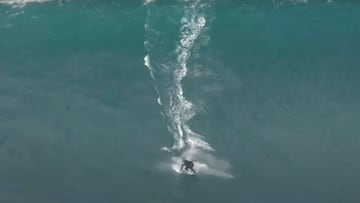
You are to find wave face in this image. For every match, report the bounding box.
[1,1,360,202]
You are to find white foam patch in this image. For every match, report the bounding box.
[144,54,156,81]
[143,0,155,5]
[183,125,214,151]
[157,97,162,105]
[0,0,50,7]
[161,146,171,152]
[144,55,151,69]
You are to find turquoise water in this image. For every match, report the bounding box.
[0,0,359,202]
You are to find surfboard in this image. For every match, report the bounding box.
[173,168,196,176]
[184,169,196,175]
[180,170,196,176]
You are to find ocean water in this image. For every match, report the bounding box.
[0,0,360,202]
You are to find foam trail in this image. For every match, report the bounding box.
[145,0,210,151]
[144,0,233,178]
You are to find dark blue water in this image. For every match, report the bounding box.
[0,0,359,202]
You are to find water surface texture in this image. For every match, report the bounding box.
[0,0,359,202]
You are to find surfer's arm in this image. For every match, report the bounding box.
[180,164,184,171]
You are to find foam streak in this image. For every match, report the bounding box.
[144,0,233,178]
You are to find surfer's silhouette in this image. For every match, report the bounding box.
[180,159,196,173]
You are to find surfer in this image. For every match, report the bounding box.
[180,159,196,174]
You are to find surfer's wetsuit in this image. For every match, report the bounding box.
[181,159,196,173]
